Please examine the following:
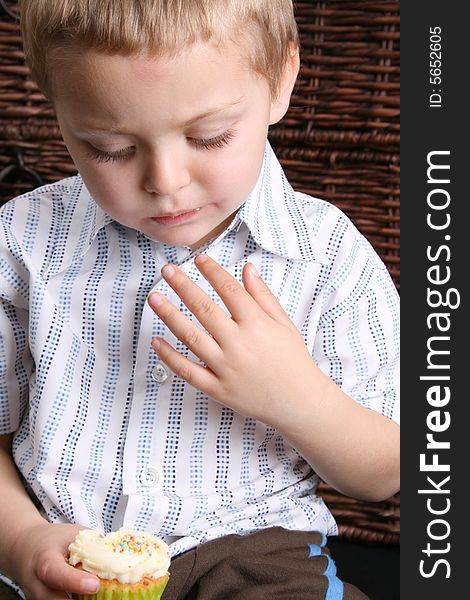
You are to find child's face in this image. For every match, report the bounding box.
[53,42,284,250]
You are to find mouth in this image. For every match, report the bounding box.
[150,207,203,226]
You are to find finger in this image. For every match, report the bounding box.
[148,292,221,365]
[193,254,258,323]
[152,337,219,396]
[38,555,99,596]
[160,263,237,342]
[242,263,293,324]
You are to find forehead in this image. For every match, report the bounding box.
[51,39,255,96]
[51,41,269,132]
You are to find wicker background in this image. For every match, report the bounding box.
[0,0,400,544]
[271,0,400,288]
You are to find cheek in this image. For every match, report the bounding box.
[61,139,134,207]
[207,139,265,193]
[63,147,123,205]
[79,165,131,211]
[200,160,244,199]
[221,151,264,194]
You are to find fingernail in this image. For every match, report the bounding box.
[195,253,208,264]
[152,338,161,351]
[162,265,175,279]
[81,578,99,593]
[162,265,176,279]
[149,292,163,307]
[248,263,261,277]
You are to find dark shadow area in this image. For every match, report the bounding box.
[328,538,400,600]
[0,581,20,600]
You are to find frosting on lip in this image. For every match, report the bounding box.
[68,527,170,584]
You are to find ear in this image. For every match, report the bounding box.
[269,44,300,125]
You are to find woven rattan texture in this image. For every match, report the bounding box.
[318,483,400,545]
[270,1,400,286]
[0,0,400,544]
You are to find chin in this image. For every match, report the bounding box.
[144,229,204,249]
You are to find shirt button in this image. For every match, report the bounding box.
[140,466,159,488]
[151,362,169,383]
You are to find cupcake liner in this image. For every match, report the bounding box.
[71,574,169,600]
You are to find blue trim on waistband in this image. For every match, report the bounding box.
[308,544,322,557]
[323,553,344,600]
[307,536,344,600]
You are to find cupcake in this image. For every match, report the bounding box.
[68,527,170,600]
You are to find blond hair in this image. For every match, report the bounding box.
[20,0,298,98]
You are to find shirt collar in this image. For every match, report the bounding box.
[237,142,328,264]
[44,176,113,278]
[48,142,327,277]
[66,175,113,241]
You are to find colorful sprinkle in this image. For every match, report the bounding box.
[105,532,159,557]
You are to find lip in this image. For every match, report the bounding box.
[150,207,203,226]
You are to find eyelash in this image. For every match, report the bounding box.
[190,129,236,151]
[87,129,236,164]
[87,147,134,164]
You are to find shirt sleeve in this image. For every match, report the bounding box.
[311,216,400,426]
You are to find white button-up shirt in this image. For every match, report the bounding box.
[0,142,399,559]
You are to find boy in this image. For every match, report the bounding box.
[0,1,399,598]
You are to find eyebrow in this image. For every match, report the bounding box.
[181,97,245,126]
[79,97,245,136]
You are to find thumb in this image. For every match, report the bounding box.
[39,554,100,595]
[242,263,291,323]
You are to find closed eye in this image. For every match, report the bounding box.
[86,127,236,163]
[189,129,236,151]
[87,146,135,164]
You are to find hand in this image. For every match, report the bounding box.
[10,521,99,600]
[148,254,319,426]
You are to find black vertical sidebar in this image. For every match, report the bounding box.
[401,3,466,599]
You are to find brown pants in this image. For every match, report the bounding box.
[162,528,368,600]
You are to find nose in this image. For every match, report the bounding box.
[143,150,191,196]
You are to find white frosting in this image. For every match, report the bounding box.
[68,527,170,584]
